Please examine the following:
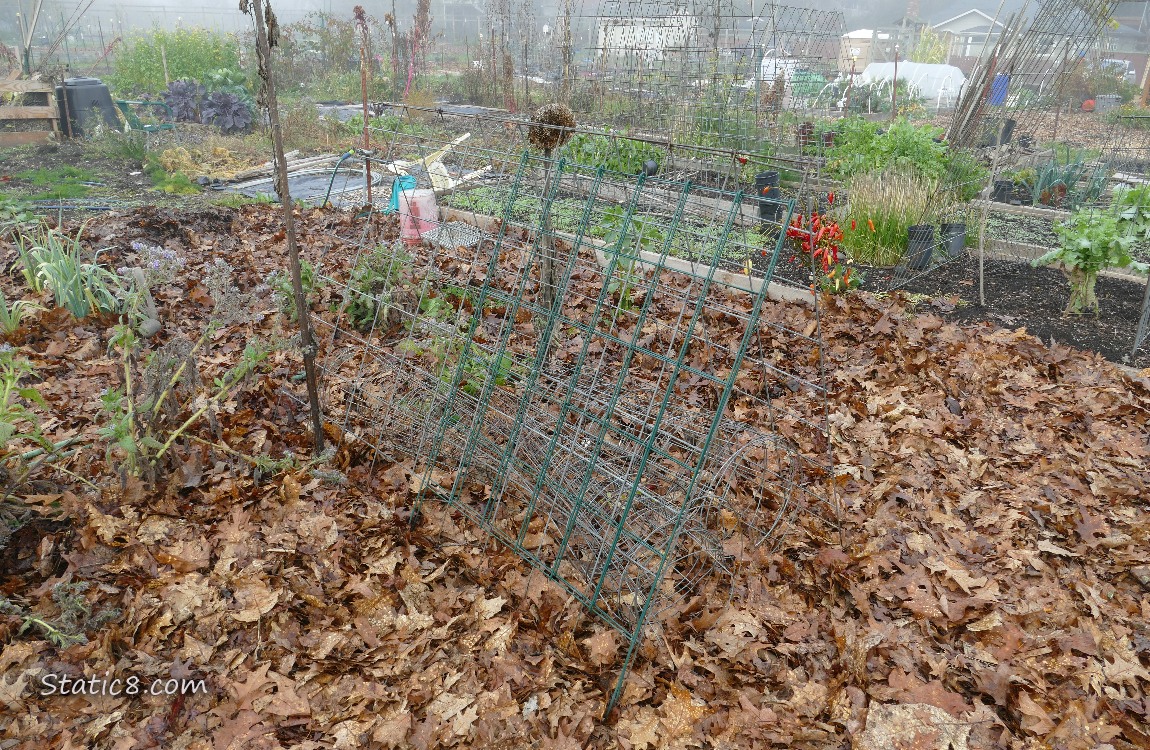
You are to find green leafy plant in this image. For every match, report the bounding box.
[202,67,255,109]
[1034,210,1149,315]
[0,291,43,336]
[108,27,241,96]
[602,206,661,311]
[826,117,984,199]
[1111,184,1150,238]
[0,195,37,238]
[269,260,323,322]
[1025,146,1109,209]
[13,231,45,294]
[101,322,276,478]
[0,345,48,450]
[560,132,664,176]
[0,582,121,648]
[342,245,412,331]
[29,228,119,318]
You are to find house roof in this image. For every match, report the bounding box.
[926,0,1032,26]
[931,8,1003,29]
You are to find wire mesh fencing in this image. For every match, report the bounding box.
[309,110,837,711]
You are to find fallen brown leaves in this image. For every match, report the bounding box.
[0,204,1147,749]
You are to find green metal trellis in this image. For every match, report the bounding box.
[313,124,835,715]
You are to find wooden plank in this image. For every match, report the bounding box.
[986,239,1148,282]
[0,105,58,121]
[0,131,55,147]
[971,198,1070,221]
[0,80,54,95]
[440,206,815,306]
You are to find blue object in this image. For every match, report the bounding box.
[989,73,1009,105]
[387,175,417,214]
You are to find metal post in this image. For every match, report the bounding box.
[891,45,899,119]
[844,55,856,115]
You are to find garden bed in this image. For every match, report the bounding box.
[1,203,1147,749]
[862,253,1150,367]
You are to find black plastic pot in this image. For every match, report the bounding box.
[754,171,782,224]
[999,118,1016,145]
[907,224,935,271]
[940,222,966,257]
[992,180,1013,203]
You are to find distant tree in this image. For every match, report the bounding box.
[909,26,949,64]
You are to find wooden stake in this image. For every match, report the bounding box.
[355,6,373,205]
[248,0,324,453]
[978,145,1003,308]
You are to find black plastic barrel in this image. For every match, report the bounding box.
[754,171,782,223]
[940,222,966,257]
[907,225,935,271]
[55,77,121,138]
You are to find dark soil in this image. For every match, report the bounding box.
[869,253,1150,368]
[757,232,1150,368]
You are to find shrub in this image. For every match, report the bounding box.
[827,117,985,200]
[108,28,241,97]
[559,132,663,176]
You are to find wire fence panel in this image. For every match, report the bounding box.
[310,108,836,712]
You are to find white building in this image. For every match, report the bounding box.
[596,14,697,63]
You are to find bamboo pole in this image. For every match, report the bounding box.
[246,0,324,453]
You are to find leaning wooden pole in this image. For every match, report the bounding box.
[245,0,325,452]
[354,5,373,205]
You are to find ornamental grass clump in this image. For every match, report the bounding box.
[840,170,937,267]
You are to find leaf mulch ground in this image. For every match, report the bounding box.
[0,204,1148,749]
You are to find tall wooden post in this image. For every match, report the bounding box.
[245,0,325,453]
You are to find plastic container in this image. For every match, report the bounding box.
[940,222,966,258]
[398,189,439,245]
[1094,94,1122,113]
[54,77,121,138]
[754,171,782,224]
[989,73,1010,105]
[906,224,935,271]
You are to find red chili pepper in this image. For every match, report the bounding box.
[827,192,835,204]
[851,220,857,231]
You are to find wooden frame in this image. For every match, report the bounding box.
[0,77,59,147]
